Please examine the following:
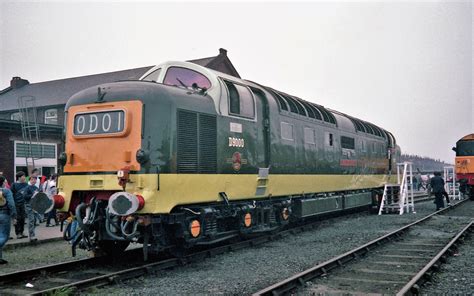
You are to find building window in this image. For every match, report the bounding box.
[341,136,355,150]
[224,81,255,119]
[304,127,315,144]
[163,67,211,90]
[16,143,56,159]
[142,68,162,82]
[281,122,294,141]
[11,112,22,121]
[44,108,58,124]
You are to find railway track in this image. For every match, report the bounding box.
[0,249,147,295]
[0,194,433,295]
[254,198,473,296]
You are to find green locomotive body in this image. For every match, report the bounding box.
[51,61,399,256]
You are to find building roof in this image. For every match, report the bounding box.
[0,66,152,112]
[0,118,62,135]
[188,48,241,79]
[0,48,239,112]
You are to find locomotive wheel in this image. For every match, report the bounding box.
[98,240,130,256]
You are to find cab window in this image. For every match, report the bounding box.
[457,141,474,156]
[224,80,255,119]
[163,67,211,90]
[142,68,161,82]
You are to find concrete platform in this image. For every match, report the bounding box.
[5,221,63,250]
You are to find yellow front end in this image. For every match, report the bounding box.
[455,156,474,175]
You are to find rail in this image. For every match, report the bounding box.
[396,220,473,295]
[1,194,433,295]
[253,198,470,296]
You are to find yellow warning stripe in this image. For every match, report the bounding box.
[57,173,396,214]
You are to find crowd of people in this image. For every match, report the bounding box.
[0,169,58,264]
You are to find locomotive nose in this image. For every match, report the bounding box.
[108,191,145,216]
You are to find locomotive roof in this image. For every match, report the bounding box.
[459,134,474,141]
[142,61,392,141]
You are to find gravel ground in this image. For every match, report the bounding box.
[422,238,474,295]
[299,201,474,295]
[422,201,474,295]
[0,240,89,275]
[89,200,450,296]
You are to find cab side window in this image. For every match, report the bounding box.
[224,80,255,119]
[142,68,162,82]
[164,67,211,90]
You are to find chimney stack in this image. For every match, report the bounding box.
[219,48,227,56]
[10,77,29,89]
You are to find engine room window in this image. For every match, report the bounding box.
[304,127,315,144]
[360,139,366,152]
[44,108,58,125]
[164,67,211,90]
[341,136,355,150]
[281,122,294,141]
[225,81,255,119]
[142,68,162,82]
[326,132,333,146]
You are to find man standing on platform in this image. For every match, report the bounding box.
[0,176,17,264]
[430,172,445,211]
[29,168,44,225]
[11,172,27,239]
[23,177,39,242]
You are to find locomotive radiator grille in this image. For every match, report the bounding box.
[198,114,217,173]
[177,110,198,172]
[177,110,217,173]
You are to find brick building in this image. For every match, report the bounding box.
[0,49,239,182]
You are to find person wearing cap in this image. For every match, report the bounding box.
[430,172,445,211]
[0,176,17,264]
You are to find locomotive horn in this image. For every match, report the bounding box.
[107,192,145,216]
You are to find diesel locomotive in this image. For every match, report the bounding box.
[454,134,474,199]
[38,61,400,258]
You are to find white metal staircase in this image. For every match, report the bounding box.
[444,166,461,201]
[378,162,415,215]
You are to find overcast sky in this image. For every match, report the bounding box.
[0,1,472,163]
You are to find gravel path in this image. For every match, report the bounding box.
[89,200,447,295]
[0,240,89,275]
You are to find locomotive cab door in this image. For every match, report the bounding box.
[250,87,271,168]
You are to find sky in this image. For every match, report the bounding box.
[0,1,472,163]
